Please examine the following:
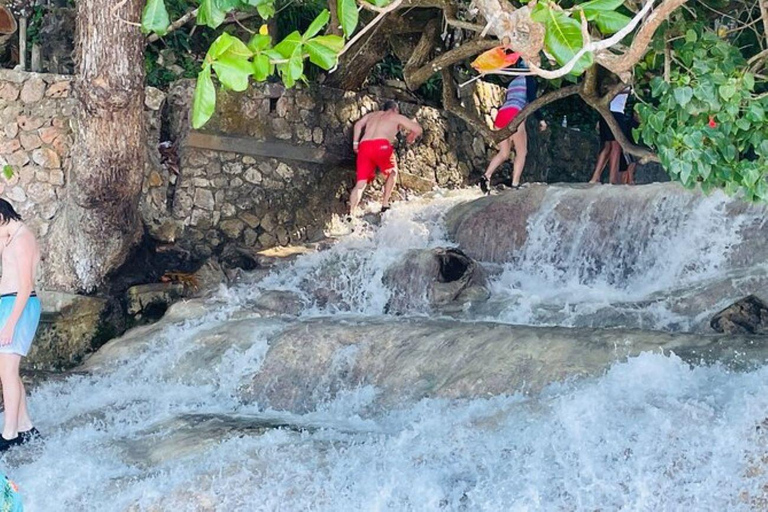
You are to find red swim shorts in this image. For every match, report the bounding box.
[356,139,395,183]
[493,106,521,129]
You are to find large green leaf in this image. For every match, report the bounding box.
[577,0,625,11]
[305,38,339,70]
[197,0,226,28]
[542,10,592,74]
[141,0,170,36]
[590,10,630,34]
[274,31,303,58]
[304,9,330,40]
[338,0,358,38]
[211,34,253,91]
[310,34,344,52]
[288,46,304,81]
[2,165,14,180]
[212,53,253,91]
[192,66,217,129]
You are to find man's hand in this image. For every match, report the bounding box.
[0,323,14,346]
[353,142,359,154]
[539,120,548,132]
[406,132,418,144]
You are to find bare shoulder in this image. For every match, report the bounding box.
[14,229,38,253]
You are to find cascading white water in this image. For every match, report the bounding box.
[5,185,768,511]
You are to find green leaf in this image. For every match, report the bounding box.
[2,165,13,180]
[310,34,344,52]
[338,0,358,38]
[192,66,216,129]
[252,54,272,81]
[141,0,170,36]
[304,9,330,40]
[288,46,304,81]
[529,3,549,22]
[577,0,625,11]
[210,35,253,91]
[206,33,236,60]
[685,29,697,43]
[257,2,276,19]
[305,38,339,70]
[744,72,755,91]
[366,0,390,6]
[718,84,736,100]
[673,86,693,107]
[248,34,272,53]
[197,0,226,28]
[591,10,631,34]
[542,10,592,74]
[274,31,303,58]
[212,53,253,91]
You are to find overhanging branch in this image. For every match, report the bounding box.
[405,38,497,89]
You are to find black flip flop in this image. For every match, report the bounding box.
[19,428,40,444]
[381,206,390,214]
[479,176,490,195]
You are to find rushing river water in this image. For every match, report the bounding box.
[4,186,768,511]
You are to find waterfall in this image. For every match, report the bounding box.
[5,184,768,511]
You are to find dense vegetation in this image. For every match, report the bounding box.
[121,0,768,198]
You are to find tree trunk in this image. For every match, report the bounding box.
[47,0,147,292]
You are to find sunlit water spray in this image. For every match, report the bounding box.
[3,185,768,510]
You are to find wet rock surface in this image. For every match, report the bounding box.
[383,247,489,314]
[711,295,768,334]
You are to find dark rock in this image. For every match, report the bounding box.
[383,247,489,314]
[711,295,768,334]
[126,282,187,317]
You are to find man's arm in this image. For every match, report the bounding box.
[399,115,423,144]
[0,238,34,346]
[352,114,370,153]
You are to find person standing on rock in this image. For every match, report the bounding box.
[479,57,547,194]
[0,199,41,452]
[590,87,632,185]
[348,100,423,217]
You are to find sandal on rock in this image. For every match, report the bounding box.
[479,176,490,195]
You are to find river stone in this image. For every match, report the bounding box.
[383,247,489,314]
[25,291,115,370]
[711,295,768,334]
[126,282,186,316]
[240,316,768,413]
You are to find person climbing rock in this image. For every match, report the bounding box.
[348,101,423,217]
[0,199,41,452]
[480,57,547,194]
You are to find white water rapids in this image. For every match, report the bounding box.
[4,185,768,510]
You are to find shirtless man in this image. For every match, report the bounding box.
[0,199,41,451]
[349,101,423,216]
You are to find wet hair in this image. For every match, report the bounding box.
[382,100,398,112]
[0,199,21,225]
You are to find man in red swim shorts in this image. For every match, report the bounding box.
[349,101,423,216]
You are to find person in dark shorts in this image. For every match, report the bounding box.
[590,89,631,184]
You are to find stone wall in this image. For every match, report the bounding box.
[0,69,165,287]
[141,81,487,260]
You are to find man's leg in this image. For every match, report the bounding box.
[0,354,22,440]
[381,167,398,208]
[590,142,611,183]
[510,122,528,187]
[349,180,367,216]
[608,142,621,184]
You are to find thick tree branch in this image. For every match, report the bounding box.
[596,0,690,74]
[405,37,497,89]
[403,17,441,85]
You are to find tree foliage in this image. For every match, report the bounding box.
[139,0,768,199]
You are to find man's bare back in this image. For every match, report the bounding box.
[0,226,40,295]
[357,110,422,144]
